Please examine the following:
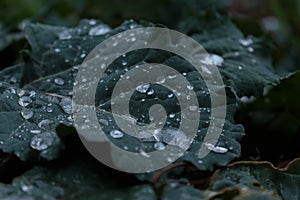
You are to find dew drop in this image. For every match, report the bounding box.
[30,130,41,134]
[59,98,72,114]
[136,83,150,93]
[147,89,154,95]
[10,77,17,84]
[154,142,165,150]
[89,24,111,36]
[156,76,166,84]
[195,54,224,66]
[239,38,253,46]
[187,85,194,90]
[30,131,55,151]
[20,109,33,119]
[109,130,124,139]
[238,66,243,70]
[189,105,198,111]
[18,96,32,107]
[54,48,61,53]
[204,142,228,154]
[58,30,72,40]
[54,77,65,86]
[248,47,254,53]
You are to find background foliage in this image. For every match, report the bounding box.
[0,0,299,199]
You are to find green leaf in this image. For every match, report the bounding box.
[209,159,300,200]
[0,86,71,161]
[178,12,280,98]
[0,150,156,200]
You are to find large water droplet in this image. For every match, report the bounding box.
[30,131,55,151]
[54,77,65,86]
[59,98,72,114]
[89,24,111,36]
[20,109,33,119]
[18,96,32,107]
[136,83,150,94]
[109,130,124,139]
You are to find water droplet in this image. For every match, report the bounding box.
[156,76,166,84]
[46,107,53,113]
[109,130,124,139]
[168,93,174,98]
[54,77,65,86]
[10,77,17,84]
[139,149,150,157]
[17,89,25,97]
[238,66,243,70]
[122,60,127,66]
[169,114,175,118]
[239,38,253,46]
[99,119,109,126]
[21,109,33,119]
[167,74,177,79]
[58,30,72,40]
[89,24,111,36]
[89,19,97,25]
[38,119,53,128]
[147,89,154,95]
[30,130,41,134]
[195,54,224,66]
[204,142,228,154]
[21,185,32,192]
[30,131,55,151]
[54,48,61,53]
[59,98,72,114]
[248,47,254,53]
[189,105,198,111]
[18,96,32,107]
[187,85,194,90]
[136,83,150,93]
[80,53,86,58]
[154,142,165,150]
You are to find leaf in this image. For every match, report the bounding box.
[209,158,300,200]
[177,12,280,98]
[0,149,156,200]
[237,71,300,162]
[0,86,71,161]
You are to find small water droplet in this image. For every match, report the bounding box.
[110,130,124,139]
[38,119,53,128]
[239,38,253,46]
[122,60,127,66]
[58,30,72,40]
[187,85,194,90]
[30,131,55,151]
[136,83,150,94]
[189,105,198,111]
[21,185,32,192]
[139,149,150,157]
[80,53,86,58]
[46,107,53,113]
[195,54,224,66]
[21,109,33,119]
[204,142,228,154]
[156,76,166,84]
[18,96,32,107]
[54,77,65,86]
[238,66,243,70]
[30,130,41,134]
[154,142,165,150]
[248,47,254,53]
[10,77,17,84]
[168,93,173,98]
[54,48,61,53]
[89,24,111,36]
[147,89,154,95]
